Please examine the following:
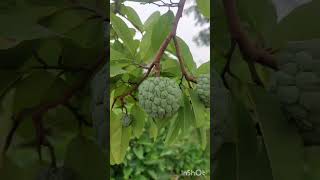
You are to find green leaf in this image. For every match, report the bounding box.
[196,61,210,75]
[110,62,126,77]
[43,7,95,34]
[271,1,320,46]
[0,6,58,49]
[212,0,231,52]
[249,86,304,180]
[133,146,144,160]
[0,156,25,180]
[197,127,207,150]
[110,112,132,164]
[169,37,197,73]
[65,17,103,48]
[165,109,181,145]
[182,94,194,135]
[110,47,131,62]
[213,143,237,180]
[161,59,181,77]
[37,39,62,65]
[120,5,143,32]
[232,98,263,179]
[237,0,277,46]
[138,30,154,62]
[13,70,56,113]
[143,11,161,32]
[131,104,146,138]
[111,13,138,56]
[196,0,210,19]
[149,118,158,141]
[0,70,20,99]
[151,10,174,51]
[0,90,15,160]
[189,89,206,127]
[64,135,108,180]
[305,147,320,180]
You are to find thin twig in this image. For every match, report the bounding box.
[111,0,187,109]
[221,39,237,88]
[32,50,48,68]
[247,62,264,87]
[64,103,93,127]
[223,0,278,70]
[173,36,197,84]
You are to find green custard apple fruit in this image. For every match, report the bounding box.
[138,77,182,119]
[269,50,320,144]
[196,74,210,107]
[122,114,132,127]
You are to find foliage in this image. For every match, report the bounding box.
[110,3,210,179]
[0,1,108,179]
[213,0,320,179]
[111,129,210,180]
[268,50,320,138]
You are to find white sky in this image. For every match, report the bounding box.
[123,0,210,67]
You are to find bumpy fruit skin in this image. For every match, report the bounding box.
[122,114,132,127]
[196,74,210,107]
[269,51,320,142]
[138,77,182,119]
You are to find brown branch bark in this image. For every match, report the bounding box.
[223,0,278,70]
[2,52,107,154]
[111,0,187,109]
[221,39,236,88]
[173,36,197,84]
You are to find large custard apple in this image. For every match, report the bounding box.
[138,77,182,119]
[196,74,210,107]
[269,50,320,144]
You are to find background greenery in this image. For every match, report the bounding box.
[0,0,108,179]
[110,0,210,179]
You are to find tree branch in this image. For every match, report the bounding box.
[223,0,278,70]
[2,52,107,153]
[111,0,187,109]
[64,103,93,128]
[221,39,237,88]
[173,36,197,84]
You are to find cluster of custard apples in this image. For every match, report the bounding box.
[138,74,210,120]
[269,50,320,143]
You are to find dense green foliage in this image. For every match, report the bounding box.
[111,129,210,180]
[0,1,108,179]
[110,0,210,179]
[213,0,320,179]
[269,50,320,144]
[110,0,210,172]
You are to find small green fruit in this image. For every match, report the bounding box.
[196,74,210,107]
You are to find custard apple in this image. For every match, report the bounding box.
[122,114,132,127]
[138,77,182,119]
[196,74,210,107]
[269,50,320,144]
